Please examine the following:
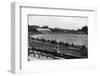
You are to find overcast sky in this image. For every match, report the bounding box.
[29,15,88,30]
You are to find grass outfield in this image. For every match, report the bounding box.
[29,39,87,58]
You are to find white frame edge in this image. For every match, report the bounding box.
[11,2,15,73]
[11,2,21,74]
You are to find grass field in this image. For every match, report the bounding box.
[28,38,88,60]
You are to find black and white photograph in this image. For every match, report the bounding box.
[28,15,88,61]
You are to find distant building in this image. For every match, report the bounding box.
[36,28,51,33]
[41,26,49,28]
